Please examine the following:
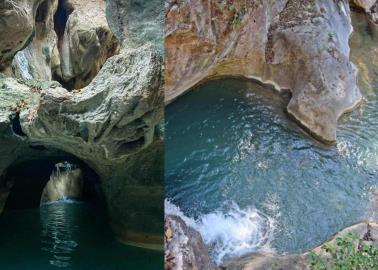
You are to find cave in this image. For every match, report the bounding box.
[2,155,104,211]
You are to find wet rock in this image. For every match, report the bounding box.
[222,222,378,270]
[165,0,362,143]
[165,215,217,270]
[40,163,83,204]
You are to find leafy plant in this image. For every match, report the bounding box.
[308,232,378,270]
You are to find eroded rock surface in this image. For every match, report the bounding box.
[11,0,119,89]
[165,0,362,143]
[12,0,59,81]
[106,0,164,50]
[56,0,119,89]
[0,0,164,248]
[165,215,216,270]
[222,222,378,270]
[0,0,44,71]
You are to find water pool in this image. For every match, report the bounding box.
[0,202,163,269]
[165,14,378,263]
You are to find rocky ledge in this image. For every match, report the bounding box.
[164,215,378,270]
[165,0,364,143]
[222,222,378,270]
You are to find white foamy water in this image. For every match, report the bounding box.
[165,200,275,264]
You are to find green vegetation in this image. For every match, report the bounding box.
[308,232,378,270]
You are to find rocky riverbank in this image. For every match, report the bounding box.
[165,0,367,143]
[165,214,378,270]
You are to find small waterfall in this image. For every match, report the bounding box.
[54,161,76,177]
[13,50,33,80]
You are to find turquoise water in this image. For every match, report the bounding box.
[165,77,378,262]
[0,202,162,269]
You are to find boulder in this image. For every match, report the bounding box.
[165,215,217,270]
[165,0,362,143]
[0,0,44,71]
[56,0,119,89]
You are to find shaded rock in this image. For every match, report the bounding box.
[0,0,44,71]
[350,0,378,23]
[40,163,83,204]
[165,0,362,143]
[12,0,59,81]
[165,215,217,270]
[9,0,119,89]
[0,0,164,249]
[20,45,163,163]
[350,0,377,12]
[55,0,119,89]
[20,44,163,246]
[222,222,378,270]
[0,43,164,247]
[106,0,164,50]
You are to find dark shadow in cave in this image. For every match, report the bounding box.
[10,113,26,137]
[2,155,104,211]
[35,0,50,23]
[54,0,74,40]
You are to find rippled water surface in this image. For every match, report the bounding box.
[166,15,378,262]
[0,203,162,269]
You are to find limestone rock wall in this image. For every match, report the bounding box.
[165,0,362,143]
[0,0,164,248]
[0,0,44,72]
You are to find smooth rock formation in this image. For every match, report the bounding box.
[222,222,378,270]
[55,0,119,89]
[11,0,119,89]
[0,0,44,72]
[165,0,362,143]
[12,0,59,81]
[165,215,216,270]
[40,163,83,204]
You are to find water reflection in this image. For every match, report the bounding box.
[40,203,79,268]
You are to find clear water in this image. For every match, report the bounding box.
[165,14,378,263]
[0,202,162,269]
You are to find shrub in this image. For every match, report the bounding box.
[308,232,378,270]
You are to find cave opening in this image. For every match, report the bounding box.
[11,113,26,137]
[2,155,104,211]
[54,0,74,41]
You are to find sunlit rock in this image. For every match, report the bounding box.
[40,162,83,204]
[165,0,362,143]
